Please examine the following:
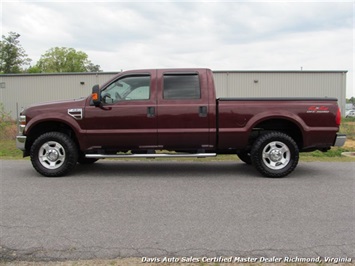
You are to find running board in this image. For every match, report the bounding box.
[86,153,217,159]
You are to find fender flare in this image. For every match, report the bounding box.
[245,110,308,142]
[25,113,85,149]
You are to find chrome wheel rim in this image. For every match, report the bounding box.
[262,141,290,170]
[38,141,66,169]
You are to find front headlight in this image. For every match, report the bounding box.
[18,115,26,135]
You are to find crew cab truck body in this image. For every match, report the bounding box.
[16,68,346,177]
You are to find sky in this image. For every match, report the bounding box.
[1,0,354,97]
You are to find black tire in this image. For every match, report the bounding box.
[250,131,299,178]
[237,150,252,165]
[30,132,78,177]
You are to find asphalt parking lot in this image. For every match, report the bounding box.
[0,160,354,262]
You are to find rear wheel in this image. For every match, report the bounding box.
[30,132,78,177]
[250,131,299,178]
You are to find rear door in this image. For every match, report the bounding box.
[156,69,212,151]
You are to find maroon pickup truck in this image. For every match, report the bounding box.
[16,68,346,177]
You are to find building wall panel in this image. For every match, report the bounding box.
[0,71,347,119]
[0,73,117,118]
[213,71,346,114]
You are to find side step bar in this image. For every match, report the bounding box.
[86,153,217,159]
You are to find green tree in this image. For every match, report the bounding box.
[35,47,101,73]
[27,65,42,73]
[346,97,354,104]
[86,62,101,72]
[0,32,31,73]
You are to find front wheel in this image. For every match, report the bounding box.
[250,132,299,178]
[30,132,78,177]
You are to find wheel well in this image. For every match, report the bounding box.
[26,121,79,151]
[251,119,303,149]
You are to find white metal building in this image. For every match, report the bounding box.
[0,70,347,119]
[0,72,117,119]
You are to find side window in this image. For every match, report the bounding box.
[163,74,201,100]
[102,75,150,104]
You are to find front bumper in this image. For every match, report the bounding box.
[333,133,346,147]
[16,136,27,151]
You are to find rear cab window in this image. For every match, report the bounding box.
[163,73,201,100]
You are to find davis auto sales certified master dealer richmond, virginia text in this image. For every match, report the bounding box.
[141,256,352,263]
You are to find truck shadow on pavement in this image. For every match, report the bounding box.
[74,160,256,178]
[72,160,316,179]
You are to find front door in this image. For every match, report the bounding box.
[84,72,157,151]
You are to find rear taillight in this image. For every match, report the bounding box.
[335,107,341,126]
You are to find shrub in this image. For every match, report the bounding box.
[0,103,17,140]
